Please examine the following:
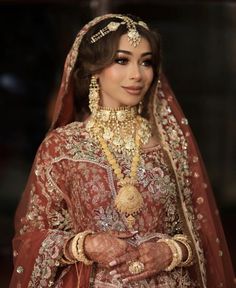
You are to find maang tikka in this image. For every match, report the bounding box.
[88,75,100,114]
[90,15,149,48]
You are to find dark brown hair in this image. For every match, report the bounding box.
[73,15,162,119]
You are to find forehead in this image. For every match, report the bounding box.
[118,34,152,53]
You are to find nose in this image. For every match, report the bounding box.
[129,63,142,81]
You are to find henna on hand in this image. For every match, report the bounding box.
[84,231,136,268]
[109,241,173,283]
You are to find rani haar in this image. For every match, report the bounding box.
[87,106,152,229]
[86,15,152,229]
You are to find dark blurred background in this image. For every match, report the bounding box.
[0,0,236,286]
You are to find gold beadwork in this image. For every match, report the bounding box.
[87,103,152,228]
[91,22,122,43]
[97,120,143,229]
[86,106,151,157]
[64,14,149,89]
[90,15,149,47]
[88,76,100,114]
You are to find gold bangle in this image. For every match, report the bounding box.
[71,230,94,265]
[63,236,77,263]
[60,255,76,266]
[157,238,182,271]
[173,234,194,267]
[59,236,77,265]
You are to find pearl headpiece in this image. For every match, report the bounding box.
[90,15,149,47]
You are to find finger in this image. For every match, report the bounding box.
[117,259,154,279]
[122,269,156,284]
[109,250,140,267]
[110,230,138,239]
[110,263,127,276]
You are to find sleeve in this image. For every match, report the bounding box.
[10,131,76,288]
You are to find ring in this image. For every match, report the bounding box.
[128,260,145,275]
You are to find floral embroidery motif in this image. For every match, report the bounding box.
[28,231,70,288]
[154,89,206,287]
[14,121,201,287]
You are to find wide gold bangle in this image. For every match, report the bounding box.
[71,230,94,265]
[59,236,77,266]
[60,256,76,265]
[157,238,183,271]
[173,234,194,267]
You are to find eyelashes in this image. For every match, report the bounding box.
[115,58,128,65]
[114,57,153,67]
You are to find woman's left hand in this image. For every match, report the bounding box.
[109,241,172,284]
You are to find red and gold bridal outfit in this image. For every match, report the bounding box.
[10,104,235,287]
[10,14,235,288]
[11,121,197,287]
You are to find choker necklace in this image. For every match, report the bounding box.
[86,106,152,229]
[86,106,152,157]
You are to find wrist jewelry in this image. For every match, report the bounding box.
[71,230,94,265]
[173,234,194,267]
[59,236,77,265]
[157,238,183,271]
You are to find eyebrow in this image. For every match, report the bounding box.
[116,50,152,57]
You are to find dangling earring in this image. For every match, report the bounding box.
[138,101,143,114]
[88,75,99,114]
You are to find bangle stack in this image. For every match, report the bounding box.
[60,236,77,265]
[71,230,94,265]
[157,238,183,271]
[157,234,194,271]
[173,234,194,267]
[60,230,94,266]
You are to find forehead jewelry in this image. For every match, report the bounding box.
[65,14,149,88]
[90,15,149,47]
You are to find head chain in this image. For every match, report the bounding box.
[65,14,149,89]
[90,15,149,47]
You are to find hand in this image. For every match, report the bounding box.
[84,230,136,268]
[109,241,172,283]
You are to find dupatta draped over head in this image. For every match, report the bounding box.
[11,14,235,288]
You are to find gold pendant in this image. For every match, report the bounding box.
[126,215,136,229]
[115,183,143,216]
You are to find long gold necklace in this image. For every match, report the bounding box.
[86,106,152,229]
[98,117,143,229]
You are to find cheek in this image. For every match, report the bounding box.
[100,66,123,85]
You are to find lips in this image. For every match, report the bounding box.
[122,85,143,95]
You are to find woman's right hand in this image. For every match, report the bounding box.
[84,231,137,268]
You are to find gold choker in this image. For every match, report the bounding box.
[86,106,152,157]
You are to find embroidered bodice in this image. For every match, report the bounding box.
[18,121,197,287]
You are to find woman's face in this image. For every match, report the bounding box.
[96,34,154,108]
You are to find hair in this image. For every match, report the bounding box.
[73,15,162,120]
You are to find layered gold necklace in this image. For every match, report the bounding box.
[86,106,152,229]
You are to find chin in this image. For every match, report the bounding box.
[121,99,141,107]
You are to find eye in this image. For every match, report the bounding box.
[141,59,153,67]
[115,57,129,65]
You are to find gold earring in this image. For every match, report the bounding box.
[88,76,99,114]
[138,101,143,114]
